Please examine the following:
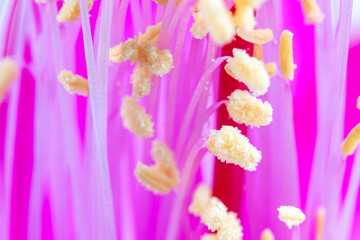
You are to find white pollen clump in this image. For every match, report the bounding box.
[233,1,256,34]
[198,0,235,45]
[261,228,274,240]
[341,123,360,156]
[277,206,306,229]
[265,63,277,77]
[237,28,274,45]
[201,234,218,240]
[207,126,261,171]
[139,22,162,44]
[225,49,270,96]
[279,30,296,80]
[217,211,243,240]
[0,58,18,102]
[120,96,154,138]
[131,65,152,100]
[189,184,212,216]
[134,140,179,194]
[57,70,89,97]
[201,197,228,231]
[227,90,273,127]
[57,0,94,22]
[190,12,209,39]
[110,37,174,76]
[301,0,324,24]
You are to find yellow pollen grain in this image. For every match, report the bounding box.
[315,207,325,240]
[0,58,18,102]
[110,37,174,76]
[225,48,270,96]
[227,90,273,127]
[201,197,228,231]
[261,228,274,240]
[201,234,218,240]
[217,211,243,240]
[357,96,360,110]
[134,140,179,194]
[120,96,154,138]
[277,206,306,229]
[57,70,89,97]
[279,30,296,80]
[138,22,162,44]
[198,0,235,45]
[57,0,94,22]
[301,0,324,24]
[233,1,256,34]
[253,44,264,61]
[341,123,360,156]
[237,28,274,45]
[207,125,262,171]
[189,183,212,216]
[265,62,277,77]
[131,65,152,100]
[190,11,209,40]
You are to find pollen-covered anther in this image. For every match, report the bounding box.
[190,11,209,39]
[198,0,235,45]
[120,96,154,138]
[261,228,274,240]
[57,0,94,22]
[237,28,274,45]
[134,140,179,194]
[316,207,325,240]
[57,70,89,97]
[201,197,228,231]
[217,211,243,240]
[253,44,264,61]
[0,58,18,102]
[225,49,270,96]
[201,234,218,240]
[189,184,212,216]
[109,37,139,64]
[341,123,360,156]
[227,90,273,127]
[131,65,152,100]
[233,1,256,34]
[277,206,306,229]
[279,30,296,80]
[301,0,324,24]
[138,22,162,44]
[207,125,262,171]
[265,62,277,77]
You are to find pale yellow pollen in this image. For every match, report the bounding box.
[189,184,212,216]
[198,0,235,45]
[265,62,277,77]
[0,58,18,102]
[261,228,274,240]
[225,49,270,96]
[277,206,306,229]
[201,234,218,240]
[190,11,209,40]
[57,70,89,96]
[253,44,264,61]
[217,211,243,240]
[227,90,273,127]
[237,28,274,45]
[315,207,325,240]
[201,197,228,231]
[134,140,179,194]
[110,37,174,76]
[341,123,360,156]
[207,125,262,171]
[233,1,256,34]
[57,0,94,22]
[279,30,296,80]
[138,22,162,44]
[357,96,360,110]
[301,0,324,24]
[120,96,154,138]
[131,65,152,100]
